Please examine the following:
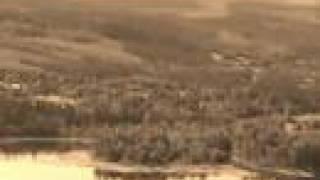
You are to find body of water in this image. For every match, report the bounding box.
[0,150,257,180]
[0,151,96,180]
[0,139,309,180]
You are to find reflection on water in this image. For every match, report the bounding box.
[0,141,298,180]
[0,151,256,180]
[94,166,258,180]
[0,149,315,180]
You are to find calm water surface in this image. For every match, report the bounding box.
[0,151,98,180]
[0,141,257,180]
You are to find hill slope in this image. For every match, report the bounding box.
[0,0,320,171]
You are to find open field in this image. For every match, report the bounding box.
[0,0,320,177]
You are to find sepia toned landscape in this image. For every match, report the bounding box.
[0,0,320,179]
